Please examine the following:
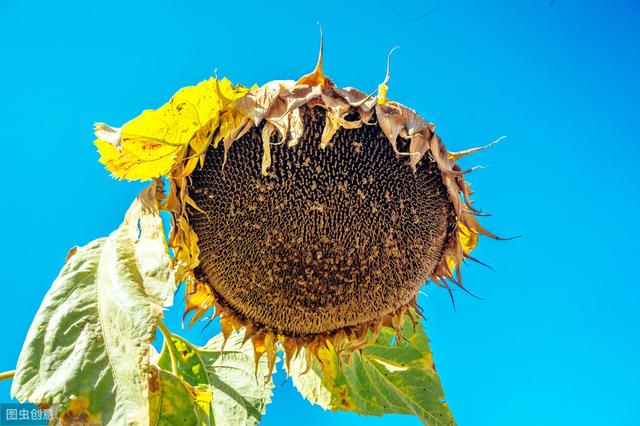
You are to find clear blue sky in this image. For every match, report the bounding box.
[1,0,638,424]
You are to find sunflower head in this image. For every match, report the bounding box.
[94,41,499,373]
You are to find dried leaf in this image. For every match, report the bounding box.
[11,181,175,425]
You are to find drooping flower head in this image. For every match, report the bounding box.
[94,36,499,373]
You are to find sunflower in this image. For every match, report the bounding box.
[94,37,498,376]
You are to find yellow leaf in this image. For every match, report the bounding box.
[57,396,102,425]
[95,77,250,181]
[95,138,182,181]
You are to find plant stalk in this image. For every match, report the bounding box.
[0,370,15,382]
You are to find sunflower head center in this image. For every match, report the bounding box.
[187,106,456,337]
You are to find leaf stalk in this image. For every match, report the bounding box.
[157,320,179,376]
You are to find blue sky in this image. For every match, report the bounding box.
[1,0,638,424]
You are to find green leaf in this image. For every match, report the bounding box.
[157,329,274,426]
[149,367,212,425]
[11,181,175,425]
[289,319,456,426]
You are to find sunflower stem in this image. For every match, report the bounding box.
[0,370,15,382]
[157,320,179,376]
